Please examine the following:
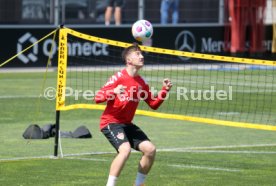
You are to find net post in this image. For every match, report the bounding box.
[54,110,60,157]
[54,25,66,157]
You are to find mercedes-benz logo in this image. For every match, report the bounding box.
[175,30,196,61]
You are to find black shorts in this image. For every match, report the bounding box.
[107,0,124,7]
[101,123,150,152]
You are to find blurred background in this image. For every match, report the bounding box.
[0,0,275,67]
[0,0,273,25]
[0,0,224,24]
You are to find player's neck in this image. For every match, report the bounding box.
[126,66,140,77]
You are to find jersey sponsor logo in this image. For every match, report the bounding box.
[117,85,142,102]
[116,132,125,140]
[118,94,140,102]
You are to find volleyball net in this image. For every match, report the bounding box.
[56,27,276,131]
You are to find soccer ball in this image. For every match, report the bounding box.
[131,20,153,42]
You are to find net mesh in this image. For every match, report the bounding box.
[58,28,276,130]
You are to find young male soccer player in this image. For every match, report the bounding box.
[95,43,172,186]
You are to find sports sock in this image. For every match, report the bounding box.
[135,172,147,186]
[106,175,118,186]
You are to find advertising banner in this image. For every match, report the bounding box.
[0,26,274,67]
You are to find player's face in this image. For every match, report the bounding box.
[128,50,144,67]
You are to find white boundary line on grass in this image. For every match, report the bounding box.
[1,143,276,162]
[62,151,113,157]
[161,150,276,154]
[64,157,108,161]
[0,95,39,99]
[0,155,55,162]
[168,164,241,172]
[157,143,276,152]
[0,152,113,162]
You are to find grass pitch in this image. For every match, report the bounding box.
[0,70,276,186]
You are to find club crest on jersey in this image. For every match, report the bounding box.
[116,132,125,140]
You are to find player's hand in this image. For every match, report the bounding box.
[163,78,172,91]
[114,84,126,94]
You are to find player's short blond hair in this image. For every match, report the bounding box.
[122,43,141,64]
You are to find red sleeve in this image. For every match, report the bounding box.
[143,85,168,110]
[94,76,118,104]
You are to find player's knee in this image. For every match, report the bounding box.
[144,144,156,158]
[118,143,131,159]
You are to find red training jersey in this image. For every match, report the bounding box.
[95,68,168,130]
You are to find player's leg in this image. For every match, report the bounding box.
[102,124,132,186]
[106,142,131,186]
[125,125,156,186]
[134,141,156,186]
[137,140,156,174]
[109,142,131,176]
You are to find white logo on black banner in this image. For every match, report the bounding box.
[17,33,38,64]
[175,30,196,61]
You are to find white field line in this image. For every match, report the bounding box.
[168,164,241,172]
[1,143,276,162]
[0,143,276,162]
[216,112,240,116]
[161,150,276,154]
[157,143,276,151]
[0,155,54,162]
[0,95,39,99]
[0,67,57,73]
[2,150,275,163]
[0,152,113,162]
[1,64,275,73]
[62,151,113,157]
[64,157,107,161]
